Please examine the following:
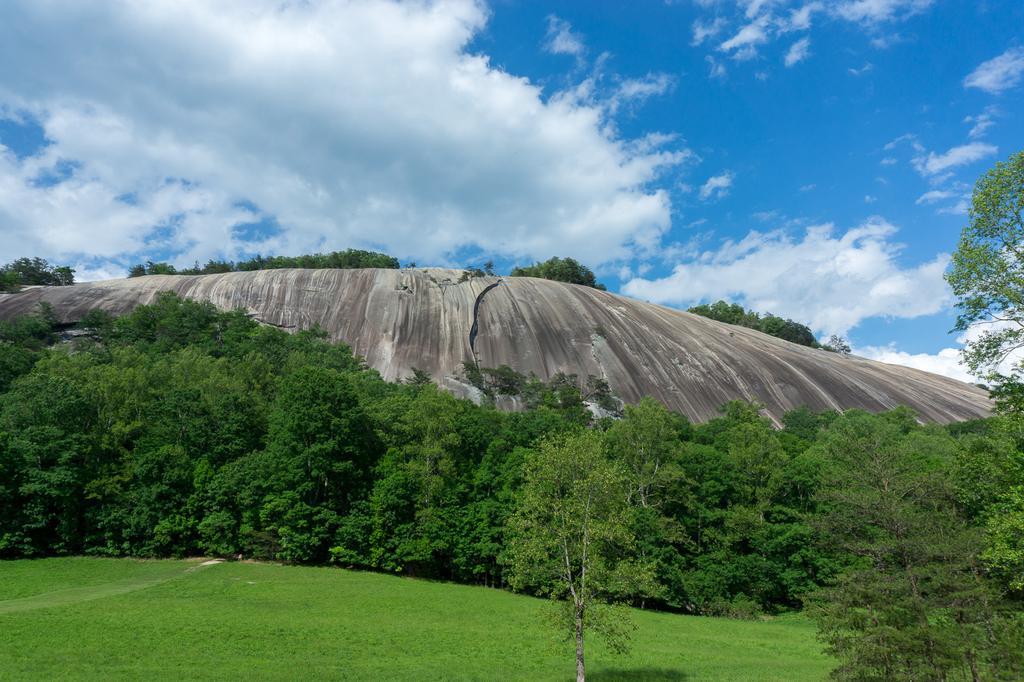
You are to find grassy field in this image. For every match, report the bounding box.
[0,558,832,681]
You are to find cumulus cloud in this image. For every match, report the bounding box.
[859,320,1024,384]
[912,143,998,177]
[784,37,811,66]
[0,0,686,268]
[622,218,950,336]
[856,345,975,383]
[699,171,735,200]
[964,47,1024,94]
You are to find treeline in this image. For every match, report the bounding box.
[3,252,610,296]
[0,257,75,293]
[688,299,850,352]
[128,249,400,277]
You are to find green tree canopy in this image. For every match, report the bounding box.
[506,430,651,681]
[808,412,1024,681]
[127,249,400,278]
[688,300,820,349]
[946,150,1024,409]
[0,257,75,291]
[510,257,607,290]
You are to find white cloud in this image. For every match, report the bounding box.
[884,133,924,153]
[741,0,777,20]
[864,194,877,203]
[859,320,1024,383]
[611,73,675,111]
[964,108,996,139]
[685,0,936,78]
[964,47,1024,94]
[720,16,770,57]
[622,218,950,336]
[0,0,687,268]
[880,157,898,166]
[800,183,816,192]
[912,142,998,177]
[692,17,727,46]
[706,55,728,79]
[544,15,585,58]
[784,37,811,67]
[937,198,970,216]
[848,62,874,76]
[834,0,935,25]
[915,190,954,205]
[699,171,735,201]
[857,345,975,383]
[781,3,823,32]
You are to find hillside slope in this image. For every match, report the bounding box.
[0,267,990,423]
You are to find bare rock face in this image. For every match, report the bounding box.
[0,268,991,424]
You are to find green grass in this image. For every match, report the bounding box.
[0,558,832,680]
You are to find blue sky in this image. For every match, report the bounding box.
[0,1,1022,381]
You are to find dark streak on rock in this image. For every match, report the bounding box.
[469,280,502,364]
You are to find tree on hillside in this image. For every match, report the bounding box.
[0,257,75,291]
[823,335,852,356]
[506,430,651,682]
[127,261,178,277]
[510,257,607,290]
[688,300,820,349]
[946,150,1024,411]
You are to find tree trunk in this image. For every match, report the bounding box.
[966,649,980,682]
[575,607,585,682]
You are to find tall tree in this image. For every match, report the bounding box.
[506,430,649,682]
[946,150,1024,411]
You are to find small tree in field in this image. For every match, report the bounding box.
[506,430,648,682]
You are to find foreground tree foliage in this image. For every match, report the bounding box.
[0,295,1021,677]
[808,412,1024,681]
[947,150,1024,412]
[507,431,651,682]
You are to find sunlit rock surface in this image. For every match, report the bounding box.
[0,268,991,424]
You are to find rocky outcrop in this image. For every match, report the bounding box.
[0,268,991,424]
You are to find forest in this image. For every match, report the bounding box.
[1,293,1022,679]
